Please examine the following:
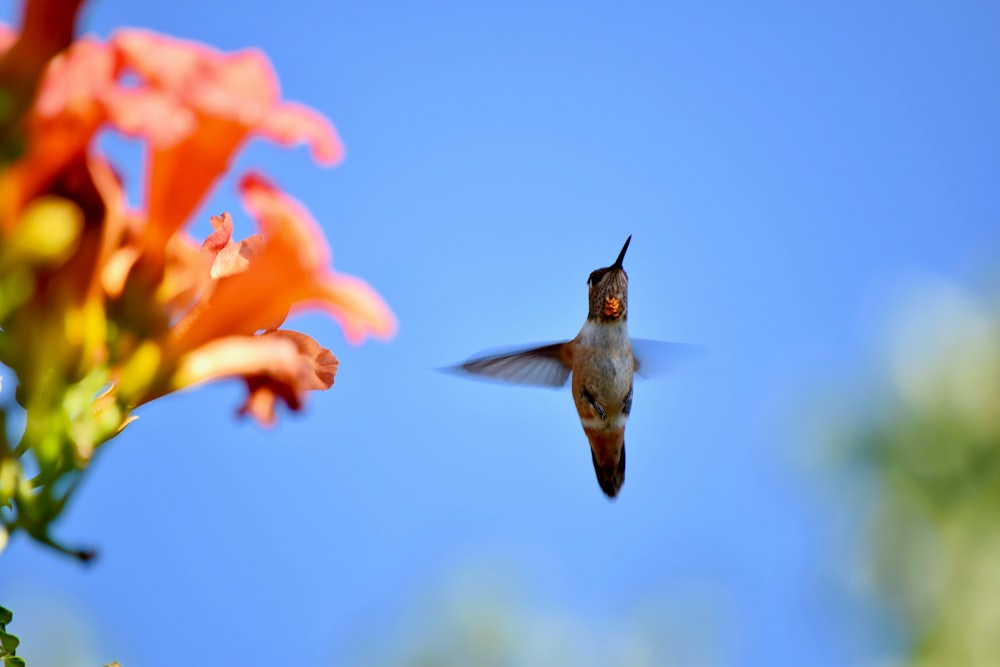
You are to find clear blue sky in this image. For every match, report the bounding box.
[1,1,999,665]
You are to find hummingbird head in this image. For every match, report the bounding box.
[586,235,631,322]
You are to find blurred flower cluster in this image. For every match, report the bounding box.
[0,0,395,559]
[838,281,1000,665]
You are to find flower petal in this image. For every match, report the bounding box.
[266,329,339,391]
[239,171,330,267]
[0,36,116,231]
[0,25,16,52]
[238,173,397,341]
[258,102,343,165]
[204,212,264,280]
[173,333,298,389]
[304,273,400,344]
[169,330,338,427]
[166,176,395,355]
[107,30,344,263]
[238,331,339,426]
[0,0,86,161]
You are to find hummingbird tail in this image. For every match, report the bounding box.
[591,443,625,499]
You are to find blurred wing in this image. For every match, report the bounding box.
[448,341,574,388]
[631,339,706,379]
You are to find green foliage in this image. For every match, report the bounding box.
[0,0,117,562]
[839,285,1000,665]
[0,605,25,666]
[0,347,129,562]
[0,198,144,561]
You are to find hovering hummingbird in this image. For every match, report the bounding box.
[449,235,697,499]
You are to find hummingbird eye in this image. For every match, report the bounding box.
[588,269,607,286]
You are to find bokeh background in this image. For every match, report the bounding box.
[1,1,999,665]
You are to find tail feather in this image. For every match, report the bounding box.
[591,442,626,498]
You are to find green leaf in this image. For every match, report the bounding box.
[0,607,11,625]
[0,631,18,653]
[4,656,26,667]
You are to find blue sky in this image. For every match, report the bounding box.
[1,1,999,665]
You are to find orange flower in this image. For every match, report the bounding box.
[154,184,393,424]
[0,0,85,168]
[1,0,396,558]
[168,175,396,356]
[1,0,84,77]
[0,34,115,231]
[0,18,394,426]
[173,329,339,427]
[108,29,344,264]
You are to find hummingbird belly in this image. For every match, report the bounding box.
[572,321,634,428]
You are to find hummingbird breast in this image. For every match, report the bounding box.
[572,319,634,418]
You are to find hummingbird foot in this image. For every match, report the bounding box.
[581,386,606,421]
[623,385,633,415]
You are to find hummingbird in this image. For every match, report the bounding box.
[449,235,696,499]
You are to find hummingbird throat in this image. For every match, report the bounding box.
[602,295,622,319]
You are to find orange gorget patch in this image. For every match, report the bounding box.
[603,295,621,319]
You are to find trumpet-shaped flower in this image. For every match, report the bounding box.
[168,177,396,355]
[109,29,344,265]
[0,0,395,559]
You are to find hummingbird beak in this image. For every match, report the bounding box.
[611,235,632,270]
